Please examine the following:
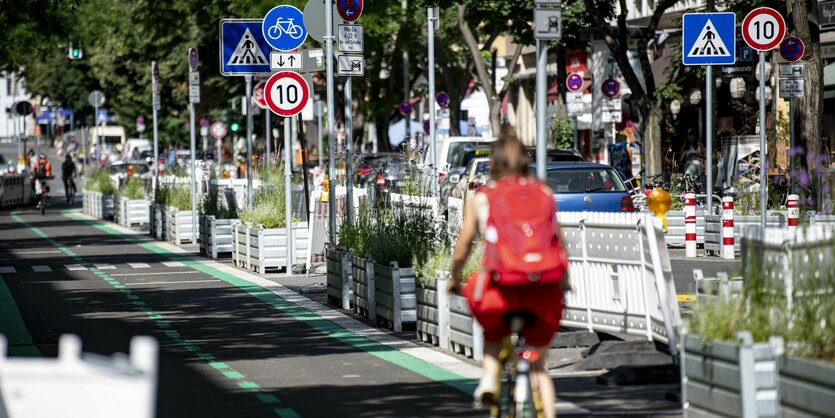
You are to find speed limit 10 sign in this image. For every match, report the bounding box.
[265,71,310,117]
[742,7,786,51]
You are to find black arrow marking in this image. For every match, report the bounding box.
[288,55,296,66]
[278,56,286,66]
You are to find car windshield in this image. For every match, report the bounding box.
[0,154,6,165]
[452,148,491,169]
[446,142,480,166]
[546,168,627,193]
[475,161,490,176]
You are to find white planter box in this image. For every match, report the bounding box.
[352,255,375,320]
[326,247,353,309]
[116,197,149,227]
[416,280,441,346]
[416,277,482,360]
[199,215,233,259]
[374,261,416,332]
[152,205,166,240]
[232,221,250,269]
[167,208,200,245]
[247,223,309,274]
[448,292,484,360]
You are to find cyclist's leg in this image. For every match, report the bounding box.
[475,340,503,403]
[531,346,555,418]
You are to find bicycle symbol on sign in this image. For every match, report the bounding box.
[267,18,304,40]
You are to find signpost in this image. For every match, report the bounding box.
[742,7,785,229]
[337,0,363,22]
[300,49,326,73]
[427,6,439,196]
[399,101,412,116]
[187,48,199,244]
[337,24,363,52]
[270,52,302,71]
[436,92,450,108]
[88,90,106,168]
[252,80,271,164]
[780,36,805,62]
[264,71,311,117]
[303,0,343,44]
[151,61,160,196]
[219,20,272,76]
[779,38,805,194]
[682,12,737,214]
[262,5,308,52]
[534,0,560,180]
[336,54,364,76]
[210,121,227,139]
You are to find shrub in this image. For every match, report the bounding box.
[413,240,483,286]
[202,186,236,219]
[118,177,145,200]
[238,184,288,229]
[155,184,193,211]
[338,201,374,257]
[368,200,443,268]
[84,168,116,195]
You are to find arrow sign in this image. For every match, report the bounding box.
[270,52,303,71]
[780,36,805,62]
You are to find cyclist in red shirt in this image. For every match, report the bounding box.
[449,128,567,418]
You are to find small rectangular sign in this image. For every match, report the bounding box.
[300,49,325,73]
[270,52,302,71]
[338,24,364,53]
[602,98,621,111]
[566,92,584,103]
[188,71,200,104]
[779,63,804,78]
[153,94,161,111]
[534,8,561,40]
[779,79,805,98]
[337,54,364,76]
[602,111,622,123]
[567,102,583,116]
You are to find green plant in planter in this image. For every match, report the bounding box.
[165,185,194,211]
[84,168,116,195]
[202,186,236,219]
[118,177,145,200]
[338,201,374,257]
[368,201,443,268]
[238,186,289,229]
[154,184,169,206]
[414,239,484,287]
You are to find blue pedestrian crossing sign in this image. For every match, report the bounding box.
[262,5,308,52]
[682,13,736,66]
[220,19,272,76]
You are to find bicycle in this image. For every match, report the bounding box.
[267,18,304,40]
[34,175,53,215]
[64,176,77,205]
[486,312,544,418]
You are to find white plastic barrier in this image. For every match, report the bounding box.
[446,197,464,236]
[558,212,681,354]
[388,193,440,218]
[0,334,158,418]
[0,175,28,207]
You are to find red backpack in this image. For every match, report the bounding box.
[480,176,567,286]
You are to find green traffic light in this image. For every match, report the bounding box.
[72,49,80,57]
[230,122,240,132]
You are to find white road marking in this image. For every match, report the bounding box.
[112,271,201,277]
[14,250,62,255]
[32,265,52,272]
[94,264,116,270]
[128,263,151,269]
[0,267,17,274]
[161,261,185,267]
[124,279,221,286]
[66,264,87,271]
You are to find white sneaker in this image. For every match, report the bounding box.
[472,375,498,408]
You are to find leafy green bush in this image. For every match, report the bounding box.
[155,184,193,211]
[118,177,145,200]
[413,240,483,286]
[368,201,443,268]
[338,201,374,257]
[84,168,116,195]
[202,187,236,219]
[238,185,288,229]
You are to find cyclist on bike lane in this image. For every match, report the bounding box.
[448,128,568,418]
[62,154,78,203]
[33,154,53,194]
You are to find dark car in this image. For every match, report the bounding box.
[525,147,584,162]
[440,145,492,202]
[354,153,405,188]
[533,162,635,212]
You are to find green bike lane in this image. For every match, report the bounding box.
[0,207,483,418]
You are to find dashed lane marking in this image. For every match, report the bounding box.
[94,264,117,270]
[66,264,87,271]
[0,267,16,274]
[112,271,201,277]
[31,265,52,272]
[162,261,185,267]
[124,280,221,286]
[128,263,151,269]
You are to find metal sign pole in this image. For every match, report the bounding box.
[284,117,293,276]
[152,61,160,197]
[246,75,254,208]
[535,39,547,180]
[789,98,795,194]
[266,107,271,165]
[326,0,337,244]
[758,51,767,229]
[189,102,198,244]
[345,78,353,225]
[94,104,99,164]
[706,65,713,213]
[428,7,438,196]
[316,102,323,167]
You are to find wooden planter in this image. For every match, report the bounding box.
[167,208,200,245]
[116,197,149,228]
[779,354,835,417]
[232,220,249,269]
[199,215,233,259]
[448,292,483,360]
[326,246,353,309]
[681,333,782,418]
[352,255,375,320]
[152,204,166,241]
[416,277,450,348]
[247,223,310,274]
[373,261,417,332]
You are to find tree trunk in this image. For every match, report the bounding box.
[643,102,664,178]
[456,3,501,136]
[787,0,827,208]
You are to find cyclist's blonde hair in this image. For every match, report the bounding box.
[490,125,530,180]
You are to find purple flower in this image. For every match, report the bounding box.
[799,170,811,187]
[788,146,805,157]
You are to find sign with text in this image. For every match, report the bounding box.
[337,24,363,53]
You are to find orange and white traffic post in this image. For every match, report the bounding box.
[722,196,735,260]
[685,193,697,258]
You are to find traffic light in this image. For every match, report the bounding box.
[68,43,83,60]
[230,121,240,133]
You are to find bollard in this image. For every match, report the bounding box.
[722,196,735,260]
[787,194,799,233]
[685,193,697,258]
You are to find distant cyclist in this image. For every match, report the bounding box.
[62,154,77,204]
[449,127,568,418]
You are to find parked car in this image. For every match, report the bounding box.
[451,157,491,204]
[525,147,584,162]
[423,136,496,179]
[106,160,151,188]
[354,153,403,187]
[535,162,635,212]
[440,145,492,203]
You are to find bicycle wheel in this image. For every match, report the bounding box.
[288,24,303,39]
[41,196,47,215]
[267,25,282,40]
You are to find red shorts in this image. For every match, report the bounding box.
[463,273,564,347]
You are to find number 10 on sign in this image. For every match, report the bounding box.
[265,71,310,117]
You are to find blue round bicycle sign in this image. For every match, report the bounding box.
[263,5,307,52]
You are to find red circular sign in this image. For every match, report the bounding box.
[566,73,584,92]
[253,81,267,110]
[265,71,310,117]
[780,36,805,62]
[210,121,227,139]
[601,78,620,98]
[742,7,786,51]
[337,0,363,22]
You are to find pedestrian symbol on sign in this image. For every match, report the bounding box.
[228,29,268,66]
[690,20,730,57]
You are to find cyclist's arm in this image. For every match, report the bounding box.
[450,193,479,291]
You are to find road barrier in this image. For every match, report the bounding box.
[722,197,735,260]
[0,175,28,207]
[684,193,697,258]
[0,334,158,418]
